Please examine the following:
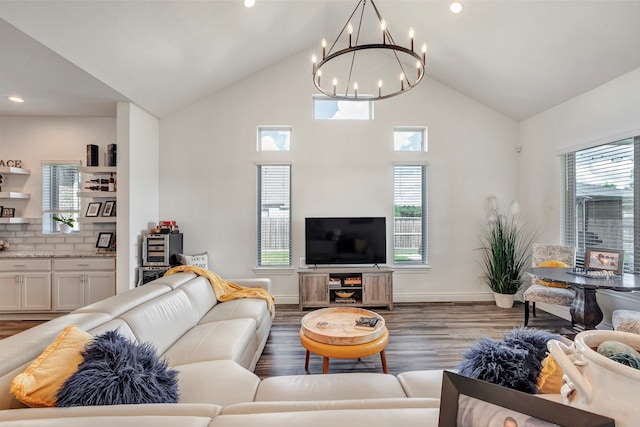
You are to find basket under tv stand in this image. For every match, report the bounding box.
[298,267,393,310]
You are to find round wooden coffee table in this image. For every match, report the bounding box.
[300,307,388,374]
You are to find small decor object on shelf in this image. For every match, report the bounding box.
[86,202,102,217]
[335,291,355,299]
[354,316,379,330]
[1,207,15,218]
[96,232,114,249]
[102,201,116,217]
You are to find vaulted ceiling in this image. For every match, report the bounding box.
[1,0,639,121]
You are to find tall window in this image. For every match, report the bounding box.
[562,136,638,273]
[313,96,373,120]
[393,164,428,264]
[257,164,291,266]
[42,162,80,234]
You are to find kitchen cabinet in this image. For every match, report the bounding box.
[0,259,51,311]
[52,258,116,311]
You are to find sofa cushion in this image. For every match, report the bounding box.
[119,291,199,355]
[222,397,441,414]
[162,318,257,368]
[255,373,408,401]
[397,370,445,398]
[0,416,214,427]
[55,330,179,406]
[199,298,270,326]
[178,252,209,269]
[10,326,92,407]
[174,360,260,407]
[209,408,440,427]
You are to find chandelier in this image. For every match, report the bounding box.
[311,0,427,101]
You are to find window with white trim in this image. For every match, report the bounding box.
[393,164,428,264]
[258,127,291,151]
[42,162,80,234]
[313,96,373,120]
[562,136,638,273]
[257,164,291,266]
[394,127,427,151]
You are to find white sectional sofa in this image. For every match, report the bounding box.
[0,272,443,426]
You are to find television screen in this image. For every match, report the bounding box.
[305,217,386,265]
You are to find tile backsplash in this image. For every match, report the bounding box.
[0,219,116,253]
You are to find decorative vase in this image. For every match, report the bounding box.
[548,330,640,427]
[59,223,72,234]
[493,292,515,308]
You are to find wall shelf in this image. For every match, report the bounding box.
[0,192,30,199]
[0,218,29,224]
[78,217,116,224]
[78,166,116,175]
[78,191,116,198]
[0,167,31,176]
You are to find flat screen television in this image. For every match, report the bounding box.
[305,217,386,266]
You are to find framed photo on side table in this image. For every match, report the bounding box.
[86,202,102,217]
[102,201,116,217]
[438,371,615,427]
[585,247,624,275]
[96,232,113,249]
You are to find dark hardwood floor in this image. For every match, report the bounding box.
[0,302,572,379]
[253,302,572,379]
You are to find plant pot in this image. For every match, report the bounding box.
[59,223,73,234]
[493,292,515,308]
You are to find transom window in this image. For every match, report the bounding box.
[258,127,291,151]
[313,96,373,120]
[394,127,427,152]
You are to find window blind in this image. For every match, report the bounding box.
[393,164,428,264]
[42,162,80,233]
[562,137,637,273]
[257,164,291,266]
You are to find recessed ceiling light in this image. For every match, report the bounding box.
[7,96,25,103]
[244,0,255,8]
[450,2,463,14]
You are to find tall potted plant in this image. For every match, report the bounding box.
[478,197,536,308]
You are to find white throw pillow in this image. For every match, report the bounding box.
[177,252,209,269]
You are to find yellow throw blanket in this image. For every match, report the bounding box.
[164,265,275,316]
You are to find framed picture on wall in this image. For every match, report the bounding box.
[585,247,624,275]
[1,207,15,218]
[438,371,615,427]
[96,232,113,249]
[102,200,116,217]
[86,202,102,217]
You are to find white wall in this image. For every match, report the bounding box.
[160,49,520,304]
[519,68,640,326]
[116,102,160,293]
[0,116,116,218]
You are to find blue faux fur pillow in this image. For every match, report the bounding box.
[457,327,560,394]
[55,330,179,406]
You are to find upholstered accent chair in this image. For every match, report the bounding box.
[612,310,640,334]
[522,244,576,326]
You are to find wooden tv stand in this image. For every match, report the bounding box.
[298,268,393,310]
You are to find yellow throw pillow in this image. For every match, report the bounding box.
[10,325,92,407]
[537,260,571,288]
[536,354,564,394]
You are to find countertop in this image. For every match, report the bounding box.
[0,251,115,258]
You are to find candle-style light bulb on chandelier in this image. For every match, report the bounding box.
[311,0,427,101]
